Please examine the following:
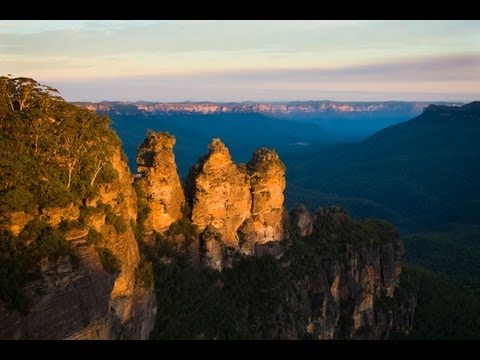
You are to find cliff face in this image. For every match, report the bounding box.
[136,132,185,236]
[287,207,415,340]
[216,207,414,340]
[0,149,156,340]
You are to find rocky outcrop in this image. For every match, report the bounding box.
[186,139,285,269]
[0,126,414,340]
[41,203,81,226]
[247,148,286,244]
[186,139,252,247]
[211,208,415,340]
[200,225,225,271]
[185,139,286,264]
[136,132,185,235]
[284,209,415,340]
[0,149,156,340]
[0,246,115,340]
[290,204,314,237]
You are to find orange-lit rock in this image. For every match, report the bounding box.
[136,132,185,234]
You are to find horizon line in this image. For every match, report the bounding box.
[69,99,469,105]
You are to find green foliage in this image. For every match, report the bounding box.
[96,163,118,185]
[35,180,75,209]
[135,260,154,289]
[86,228,104,247]
[166,212,198,244]
[59,219,83,232]
[282,104,480,297]
[0,75,121,217]
[104,205,127,234]
[402,224,480,297]
[97,247,121,274]
[0,230,31,314]
[149,243,293,340]
[0,186,36,214]
[132,181,151,238]
[400,266,480,340]
[0,218,74,313]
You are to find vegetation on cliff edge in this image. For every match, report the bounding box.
[0,76,126,312]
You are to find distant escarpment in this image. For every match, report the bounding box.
[74,100,463,116]
[0,76,156,340]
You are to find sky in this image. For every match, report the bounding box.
[1,20,479,102]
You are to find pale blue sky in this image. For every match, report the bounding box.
[1,20,479,102]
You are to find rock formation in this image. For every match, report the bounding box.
[185,139,286,266]
[186,139,252,247]
[247,148,286,244]
[290,204,314,236]
[136,132,185,235]
[287,207,414,339]
[200,225,225,271]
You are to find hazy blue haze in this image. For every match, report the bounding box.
[109,112,411,178]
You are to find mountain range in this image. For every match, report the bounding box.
[73,100,462,116]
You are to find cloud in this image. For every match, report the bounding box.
[208,53,480,83]
[2,20,479,102]
[46,54,480,103]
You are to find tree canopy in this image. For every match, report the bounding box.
[0,75,121,217]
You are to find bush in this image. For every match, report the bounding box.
[105,207,127,234]
[96,163,118,184]
[132,181,151,236]
[167,217,198,241]
[0,186,36,215]
[135,260,154,289]
[86,228,104,247]
[97,247,121,274]
[36,180,75,209]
